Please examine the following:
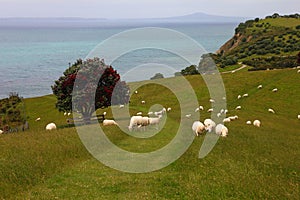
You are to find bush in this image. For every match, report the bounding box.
[150,73,164,80]
[180,65,199,76]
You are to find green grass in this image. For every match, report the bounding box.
[1,68,300,199]
[261,18,300,28]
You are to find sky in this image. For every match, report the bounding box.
[0,0,299,19]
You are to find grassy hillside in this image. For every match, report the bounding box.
[215,14,300,70]
[0,68,300,199]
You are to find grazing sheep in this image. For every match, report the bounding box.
[253,120,261,127]
[199,106,204,111]
[167,107,172,112]
[195,107,200,112]
[222,97,226,100]
[64,112,67,116]
[215,124,228,137]
[224,109,228,114]
[103,112,107,116]
[119,105,125,108]
[128,116,149,131]
[35,117,41,122]
[185,114,192,118]
[148,111,154,115]
[45,123,57,131]
[192,121,206,136]
[67,112,71,116]
[207,108,213,113]
[228,115,238,121]
[217,113,221,118]
[297,69,300,73]
[231,70,236,73]
[0,129,3,134]
[235,106,241,110]
[134,90,138,94]
[272,88,278,92]
[103,119,118,126]
[223,118,231,123]
[209,99,215,103]
[220,109,224,114]
[149,117,161,129]
[204,119,216,132]
[246,120,252,125]
[242,93,249,97]
[257,85,263,89]
[136,112,143,115]
[297,115,300,119]
[268,108,275,114]
[141,100,146,104]
[154,108,166,117]
[237,95,241,99]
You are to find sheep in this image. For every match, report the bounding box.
[209,99,215,103]
[35,117,41,122]
[185,114,192,118]
[148,111,154,115]
[134,90,138,94]
[237,95,241,99]
[128,116,149,131]
[268,108,275,114]
[217,113,221,118]
[195,107,200,112]
[215,124,228,137]
[45,123,57,131]
[103,119,118,126]
[67,112,71,116]
[235,106,241,110]
[207,108,213,113]
[272,88,278,92]
[192,121,206,136]
[103,112,107,116]
[253,120,261,127]
[64,112,67,116]
[119,105,125,108]
[243,93,249,97]
[220,109,225,114]
[136,112,143,115]
[154,108,166,117]
[297,115,300,119]
[204,119,216,132]
[297,69,300,73]
[141,100,146,104]
[199,106,204,111]
[224,109,228,114]
[246,120,252,125]
[167,107,172,112]
[257,85,263,89]
[0,129,3,134]
[149,117,161,129]
[223,118,231,123]
[228,115,238,121]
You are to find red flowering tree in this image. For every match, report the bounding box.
[52,58,130,122]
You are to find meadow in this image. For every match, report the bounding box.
[0,67,299,199]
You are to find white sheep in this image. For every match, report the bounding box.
[134,90,138,94]
[128,116,149,131]
[207,108,213,113]
[103,112,107,116]
[199,106,204,111]
[224,109,228,114]
[223,118,231,123]
[148,111,154,115]
[220,109,224,114]
[237,95,242,99]
[35,117,41,122]
[204,119,216,132]
[228,115,238,121]
[67,112,71,116]
[217,113,221,118]
[119,105,125,108]
[167,107,172,112]
[253,120,261,127]
[0,129,3,134]
[149,117,161,129]
[185,114,192,118]
[195,107,200,112]
[136,112,143,115]
[297,69,300,73]
[246,120,252,125]
[297,115,300,119]
[243,93,249,97]
[103,119,118,126]
[154,108,165,117]
[141,100,146,104]
[209,99,215,103]
[215,124,228,137]
[257,85,263,89]
[192,121,206,136]
[45,123,57,131]
[235,106,241,110]
[268,108,275,114]
[64,112,67,116]
[272,88,278,92]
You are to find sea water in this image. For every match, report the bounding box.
[0,21,237,98]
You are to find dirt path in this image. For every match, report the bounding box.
[221,65,248,74]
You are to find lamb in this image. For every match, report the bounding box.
[257,85,263,89]
[242,93,249,97]
[141,100,146,104]
[237,95,242,99]
[35,117,41,122]
[235,106,242,110]
[204,119,216,132]
[217,113,221,118]
[45,123,57,131]
[192,121,206,136]
[103,119,118,126]
[220,109,224,114]
[215,124,228,137]
[272,88,278,92]
[297,115,300,119]
[0,129,3,134]
[199,106,204,111]
[253,120,261,127]
[167,107,172,112]
[268,108,275,114]
[246,120,252,125]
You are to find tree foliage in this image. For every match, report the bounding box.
[52,58,130,120]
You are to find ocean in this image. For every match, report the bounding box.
[0,21,237,98]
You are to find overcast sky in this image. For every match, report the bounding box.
[0,0,299,18]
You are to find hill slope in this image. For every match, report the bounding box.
[0,68,300,199]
